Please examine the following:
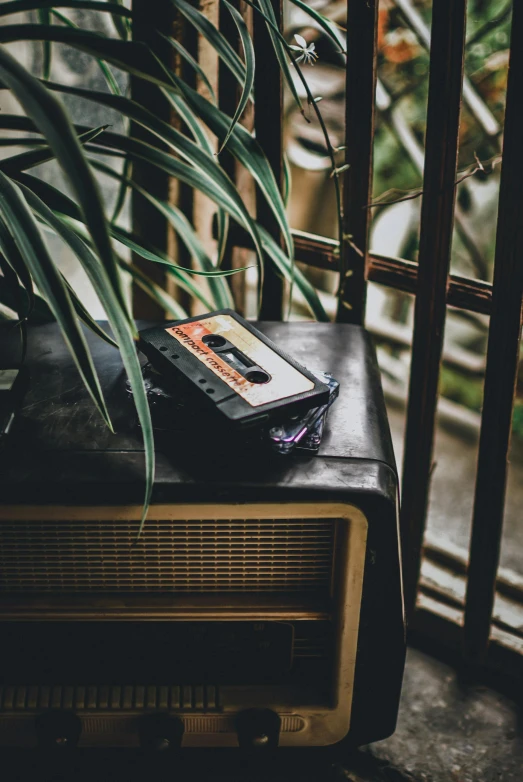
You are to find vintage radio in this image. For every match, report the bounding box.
[0,321,405,751]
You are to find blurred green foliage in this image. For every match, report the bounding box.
[512,403,523,439]
[374,0,511,211]
[372,0,521,436]
[440,367,483,413]
[287,0,519,435]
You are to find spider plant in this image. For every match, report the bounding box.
[0,0,341,533]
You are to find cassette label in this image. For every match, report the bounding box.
[166,314,314,407]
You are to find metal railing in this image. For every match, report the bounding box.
[134,0,523,683]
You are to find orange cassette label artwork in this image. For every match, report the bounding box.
[165,314,314,407]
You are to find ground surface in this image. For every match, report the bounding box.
[386,404,523,577]
[361,647,523,782]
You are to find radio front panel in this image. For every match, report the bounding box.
[0,502,367,748]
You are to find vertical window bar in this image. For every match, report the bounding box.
[219,0,247,313]
[400,0,467,620]
[219,0,240,124]
[464,4,523,665]
[176,12,199,316]
[131,0,175,318]
[336,0,379,325]
[254,0,284,320]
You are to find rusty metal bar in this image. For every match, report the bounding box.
[464,3,523,665]
[400,0,467,621]
[367,253,493,316]
[254,0,284,320]
[224,224,495,315]
[294,233,492,316]
[424,533,523,607]
[336,0,379,324]
[413,601,523,692]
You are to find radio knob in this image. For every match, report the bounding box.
[35,709,82,749]
[138,714,184,752]
[235,709,281,751]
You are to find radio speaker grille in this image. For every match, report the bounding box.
[0,518,335,594]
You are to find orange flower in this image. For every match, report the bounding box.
[383,28,421,64]
[378,8,389,51]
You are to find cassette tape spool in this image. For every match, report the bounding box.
[139,310,330,429]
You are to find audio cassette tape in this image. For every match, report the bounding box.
[139,311,330,429]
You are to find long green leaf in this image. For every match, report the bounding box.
[161,89,213,151]
[0,124,108,175]
[40,82,266,266]
[15,167,324,323]
[0,46,131,330]
[12,130,260,288]
[49,9,121,95]
[0,171,113,429]
[0,29,292,260]
[110,226,248,290]
[122,261,188,320]
[108,0,131,41]
[3,62,225,273]
[19,181,154,537]
[0,1,132,18]
[18,164,242,314]
[0,25,172,85]
[257,0,303,114]
[148,201,236,282]
[107,227,216,310]
[60,272,118,347]
[14,169,100,215]
[0,251,28,325]
[0,138,41,148]
[165,78,293,259]
[0,116,44,133]
[283,150,291,209]
[215,208,229,268]
[0,214,34,318]
[169,0,245,86]
[91,158,234,310]
[219,0,255,153]
[110,155,131,224]
[0,260,28,358]
[259,226,329,322]
[160,89,230,267]
[287,0,346,53]
[0,271,53,323]
[43,82,234,194]
[100,138,265,279]
[32,179,217,312]
[161,34,216,102]
[0,207,52,327]
[37,8,52,81]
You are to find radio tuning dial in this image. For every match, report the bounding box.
[34,710,82,749]
[138,714,184,752]
[235,709,281,751]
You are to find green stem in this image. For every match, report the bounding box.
[236,0,345,301]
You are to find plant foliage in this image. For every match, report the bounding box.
[0,0,334,532]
